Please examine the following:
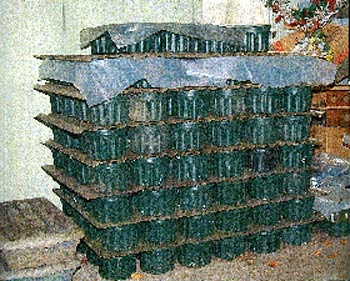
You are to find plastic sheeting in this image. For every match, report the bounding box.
[39,55,337,107]
[80,22,270,49]
[312,153,350,221]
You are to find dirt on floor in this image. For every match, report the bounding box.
[73,230,350,281]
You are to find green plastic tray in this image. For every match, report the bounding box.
[210,88,246,117]
[133,188,176,216]
[209,120,242,147]
[249,230,281,253]
[170,154,211,183]
[278,115,311,142]
[169,89,207,120]
[129,124,170,154]
[282,197,315,222]
[215,208,249,233]
[178,214,215,239]
[141,219,177,245]
[282,224,312,245]
[177,184,215,211]
[214,150,245,179]
[279,143,314,169]
[216,180,247,206]
[170,122,206,151]
[245,117,277,145]
[281,86,311,113]
[251,203,281,226]
[177,242,212,267]
[248,173,284,200]
[214,236,246,260]
[139,247,176,275]
[246,87,280,114]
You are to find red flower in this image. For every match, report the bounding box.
[299,19,306,26]
[275,15,283,23]
[326,0,336,11]
[273,41,284,52]
[334,48,349,65]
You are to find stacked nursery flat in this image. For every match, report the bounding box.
[35,23,337,280]
[0,198,83,281]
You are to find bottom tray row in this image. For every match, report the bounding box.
[61,195,315,254]
[78,223,313,280]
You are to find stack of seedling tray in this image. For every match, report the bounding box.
[0,198,83,281]
[33,22,329,280]
[35,79,322,280]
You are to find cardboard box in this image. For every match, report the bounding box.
[311,125,350,159]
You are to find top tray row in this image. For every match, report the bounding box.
[39,83,312,127]
[80,23,271,55]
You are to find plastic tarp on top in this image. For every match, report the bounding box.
[39,55,337,107]
[80,22,270,49]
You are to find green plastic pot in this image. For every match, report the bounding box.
[71,159,93,185]
[215,208,249,233]
[133,188,176,216]
[139,247,176,275]
[170,122,206,151]
[73,98,89,121]
[248,174,283,200]
[177,242,212,267]
[282,170,311,196]
[214,150,245,179]
[245,25,270,52]
[281,86,311,113]
[132,157,169,187]
[278,115,311,142]
[99,255,137,280]
[209,120,242,147]
[141,219,177,245]
[249,230,281,253]
[283,197,315,222]
[52,128,81,150]
[50,95,59,113]
[86,195,132,224]
[83,242,101,266]
[177,184,215,211]
[129,124,170,154]
[170,89,207,120]
[170,154,211,183]
[84,128,128,160]
[89,95,130,126]
[247,147,278,173]
[214,236,246,260]
[283,224,312,245]
[128,91,168,122]
[245,117,276,145]
[246,87,280,114]
[102,224,139,251]
[95,162,131,192]
[210,88,246,117]
[216,180,247,206]
[178,214,215,239]
[52,150,71,172]
[251,203,281,226]
[322,221,350,237]
[279,144,314,169]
